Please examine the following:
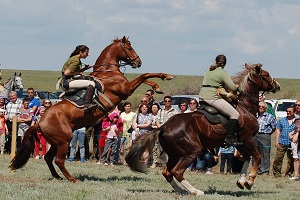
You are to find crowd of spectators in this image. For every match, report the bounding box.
[1,88,300,180]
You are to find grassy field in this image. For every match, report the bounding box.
[1,153,300,200]
[2,69,300,106]
[1,69,300,199]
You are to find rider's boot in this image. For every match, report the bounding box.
[224,119,243,146]
[84,85,96,111]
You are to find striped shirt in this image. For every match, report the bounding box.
[257,112,276,134]
[5,99,22,121]
[276,117,295,146]
[156,107,178,125]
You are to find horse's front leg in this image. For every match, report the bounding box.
[143,80,164,94]
[126,73,174,94]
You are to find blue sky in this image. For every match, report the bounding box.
[1,0,300,78]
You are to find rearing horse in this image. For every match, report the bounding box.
[0,72,24,98]
[126,63,280,195]
[10,36,173,182]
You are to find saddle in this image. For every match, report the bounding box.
[60,77,103,108]
[197,101,229,127]
[197,100,243,134]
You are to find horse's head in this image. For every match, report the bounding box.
[13,72,24,91]
[119,36,142,68]
[245,63,280,93]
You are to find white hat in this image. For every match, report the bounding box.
[0,108,6,113]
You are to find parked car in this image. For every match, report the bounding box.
[274,99,297,121]
[159,95,200,111]
[265,99,277,109]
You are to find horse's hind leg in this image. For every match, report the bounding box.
[55,143,79,183]
[44,145,63,180]
[171,157,204,195]
[162,158,186,194]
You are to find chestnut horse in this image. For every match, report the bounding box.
[10,36,173,182]
[126,63,280,195]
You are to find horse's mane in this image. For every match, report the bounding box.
[232,63,263,92]
[4,78,12,85]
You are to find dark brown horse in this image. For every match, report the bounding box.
[126,63,280,195]
[10,36,173,182]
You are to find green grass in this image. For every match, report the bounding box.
[2,69,300,105]
[1,154,300,200]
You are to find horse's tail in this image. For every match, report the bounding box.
[125,128,161,173]
[10,124,39,170]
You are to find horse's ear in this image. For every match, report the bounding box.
[254,65,262,74]
[245,63,250,70]
[14,72,17,76]
[19,72,21,77]
[122,36,126,43]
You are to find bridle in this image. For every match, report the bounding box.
[238,67,278,115]
[93,40,140,72]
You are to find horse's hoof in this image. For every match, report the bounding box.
[244,181,253,190]
[236,180,245,190]
[54,176,63,180]
[193,189,205,196]
[155,88,164,94]
[71,179,80,183]
[166,75,175,80]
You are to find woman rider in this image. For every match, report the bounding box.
[61,45,95,110]
[199,54,243,146]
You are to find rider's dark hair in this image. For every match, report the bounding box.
[210,54,227,71]
[69,45,89,58]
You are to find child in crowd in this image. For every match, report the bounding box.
[218,146,236,174]
[99,112,123,165]
[0,108,8,154]
[31,107,47,159]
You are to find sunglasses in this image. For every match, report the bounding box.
[286,111,292,113]
[190,102,196,105]
[141,100,148,103]
[164,100,171,103]
[258,106,265,108]
[180,104,187,107]
[296,104,300,107]
[145,94,151,96]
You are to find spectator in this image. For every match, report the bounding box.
[148,102,160,166]
[218,146,235,174]
[259,94,275,117]
[132,104,152,140]
[0,108,8,154]
[37,99,52,152]
[272,106,295,178]
[27,87,40,114]
[4,91,22,154]
[190,149,218,174]
[135,96,149,113]
[254,101,276,175]
[145,89,159,107]
[296,100,300,117]
[99,113,123,165]
[178,99,188,113]
[17,98,33,150]
[67,127,87,163]
[0,95,9,110]
[185,98,198,113]
[32,107,47,159]
[288,119,300,180]
[119,102,135,163]
[153,95,178,167]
